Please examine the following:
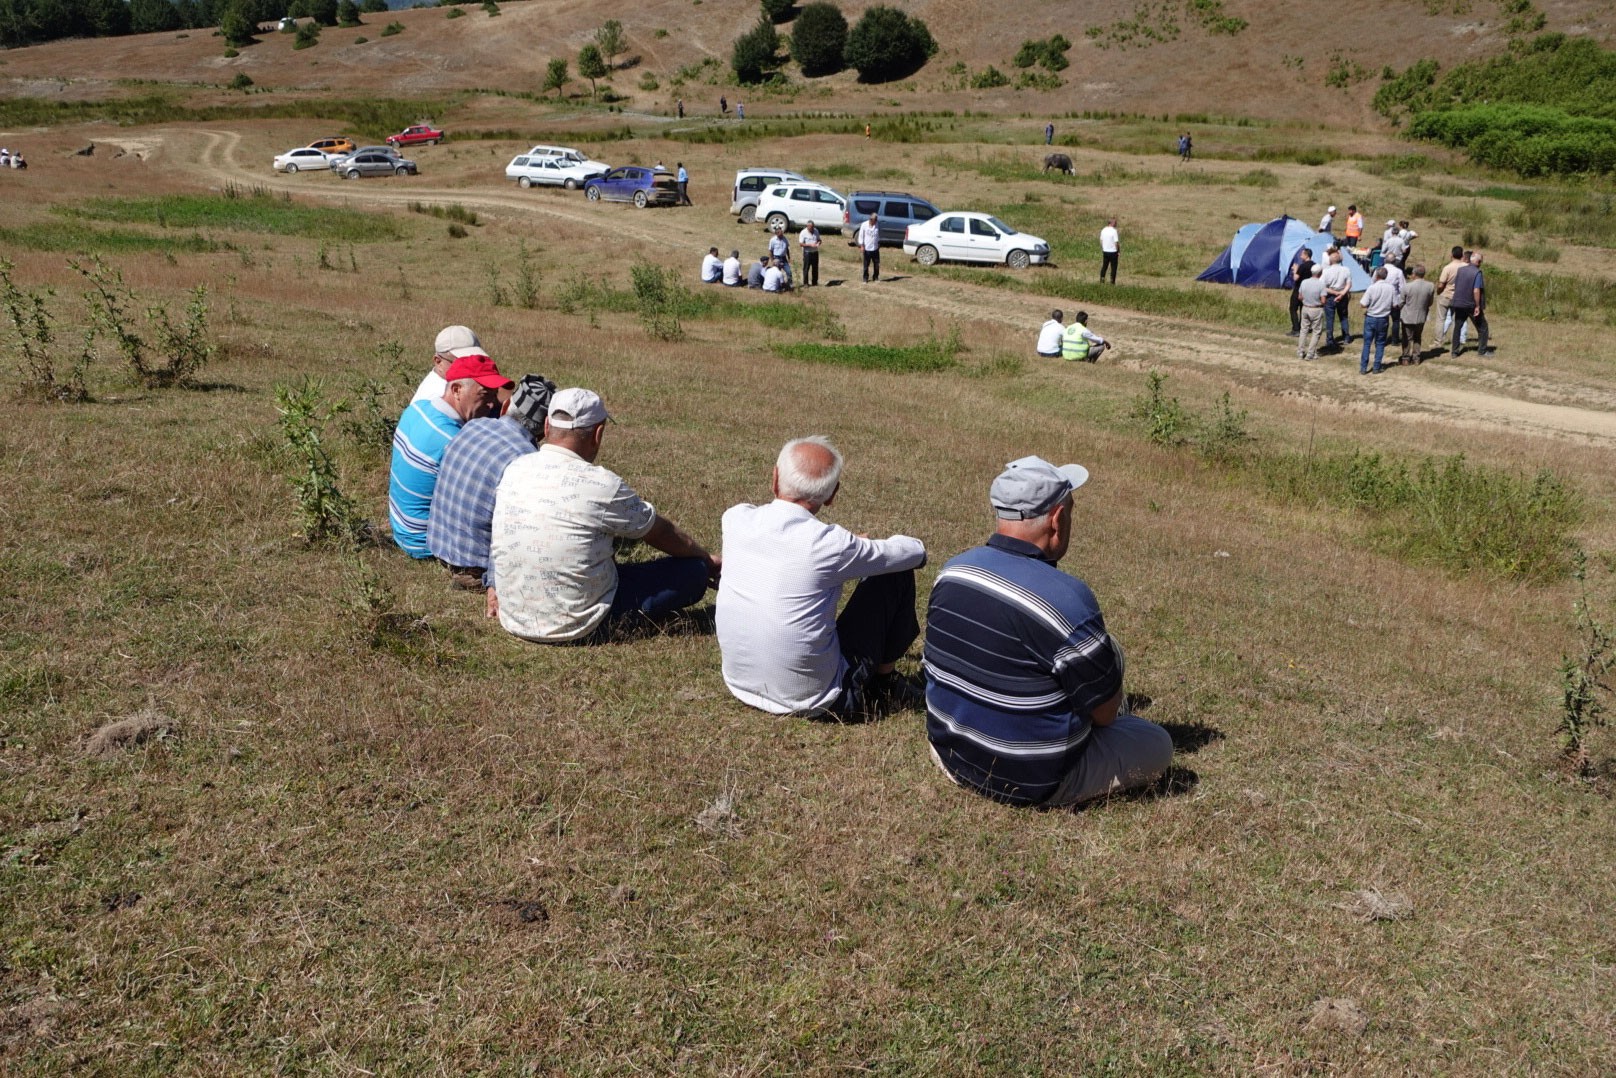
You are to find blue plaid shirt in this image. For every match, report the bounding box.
[426,415,537,586]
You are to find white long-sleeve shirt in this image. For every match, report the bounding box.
[716,499,925,714]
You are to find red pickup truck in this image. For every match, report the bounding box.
[386,125,444,148]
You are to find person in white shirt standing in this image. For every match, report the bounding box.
[717,436,927,719]
[798,221,822,286]
[856,212,882,282]
[722,249,743,287]
[700,246,723,284]
[1319,205,1337,235]
[767,228,792,287]
[1358,267,1398,375]
[1099,218,1120,284]
[1036,310,1065,357]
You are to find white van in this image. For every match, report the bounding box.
[523,145,610,173]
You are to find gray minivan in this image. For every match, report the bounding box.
[846,191,941,246]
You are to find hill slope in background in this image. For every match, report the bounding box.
[1,0,1612,127]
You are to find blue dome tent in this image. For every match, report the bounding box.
[1197,215,1372,290]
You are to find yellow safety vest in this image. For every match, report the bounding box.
[1061,322,1092,361]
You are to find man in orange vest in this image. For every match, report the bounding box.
[1343,205,1364,250]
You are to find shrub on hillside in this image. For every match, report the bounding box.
[380,20,403,35]
[542,57,570,96]
[219,4,256,47]
[971,66,1009,89]
[578,44,608,96]
[791,2,847,76]
[337,0,360,26]
[1013,34,1070,73]
[732,15,781,84]
[1409,105,1616,176]
[293,21,320,48]
[844,5,935,83]
[360,0,387,11]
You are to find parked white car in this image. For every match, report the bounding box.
[505,154,605,190]
[522,145,611,173]
[755,182,847,233]
[273,147,335,173]
[903,212,1051,269]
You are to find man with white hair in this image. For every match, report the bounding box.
[716,436,927,718]
[924,456,1173,806]
[412,324,483,403]
[490,388,719,643]
[389,349,513,558]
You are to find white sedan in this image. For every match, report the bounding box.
[505,154,606,190]
[902,212,1051,269]
[273,147,336,173]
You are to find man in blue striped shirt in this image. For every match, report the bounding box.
[427,374,555,599]
[924,457,1172,806]
[388,352,513,558]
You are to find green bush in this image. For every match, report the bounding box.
[293,22,320,48]
[380,20,403,35]
[337,0,360,26]
[360,0,388,11]
[844,5,935,83]
[1013,34,1070,72]
[1408,105,1616,176]
[219,4,255,47]
[791,2,847,77]
[445,6,465,18]
[761,0,793,23]
[229,72,253,91]
[971,66,1009,89]
[732,15,780,84]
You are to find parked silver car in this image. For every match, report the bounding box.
[341,152,417,179]
[329,145,399,172]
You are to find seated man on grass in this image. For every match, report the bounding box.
[701,246,723,284]
[490,388,719,643]
[717,436,927,719]
[389,352,513,558]
[427,374,555,599]
[924,456,1173,806]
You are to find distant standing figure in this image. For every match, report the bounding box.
[1319,205,1337,235]
[720,95,728,116]
[1297,265,1327,361]
[1449,252,1493,358]
[1036,310,1065,358]
[1179,133,1192,161]
[1099,218,1120,285]
[1399,264,1435,364]
[1343,205,1364,250]
[1288,246,1314,336]
[676,98,685,119]
[856,213,881,282]
[799,221,822,286]
[1358,267,1396,375]
[736,102,745,120]
[1045,122,1054,145]
[865,122,872,139]
[676,162,692,205]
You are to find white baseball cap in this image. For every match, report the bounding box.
[547,387,612,429]
[434,324,485,359]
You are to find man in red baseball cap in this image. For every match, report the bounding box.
[389,345,514,558]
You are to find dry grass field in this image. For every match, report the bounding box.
[5,10,1616,1073]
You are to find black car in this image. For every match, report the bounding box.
[846,191,941,246]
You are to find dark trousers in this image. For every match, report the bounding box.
[1326,295,1351,344]
[802,249,819,285]
[1450,308,1489,355]
[1289,290,1303,332]
[677,180,692,206]
[1401,320,1425,359]
[861,248,880,281]
[1100,250,1118,284]
[830,570,919,714]
[607,557,709,626]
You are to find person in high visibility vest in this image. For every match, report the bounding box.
[1060,312,1109,362]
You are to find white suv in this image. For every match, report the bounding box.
[755,182,848,233]
[730,168,808,223]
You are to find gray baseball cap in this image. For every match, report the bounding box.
[990,456,1090,520]
[507,375,555,429]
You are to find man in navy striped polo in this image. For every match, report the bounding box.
[923,457,1173,806]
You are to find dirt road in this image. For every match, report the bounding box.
[186,128,1616,448]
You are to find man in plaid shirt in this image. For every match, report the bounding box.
[428,375,555,609]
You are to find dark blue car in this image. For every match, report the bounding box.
[583,166,680,208]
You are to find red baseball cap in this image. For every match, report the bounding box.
[442,354,514,389]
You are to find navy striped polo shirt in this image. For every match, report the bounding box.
[923,534,1124,805]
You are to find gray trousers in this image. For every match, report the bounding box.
[930,713,1173,807]
[1298,306,1325,359]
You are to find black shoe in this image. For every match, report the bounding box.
[1478,347,1496,357]
[862,672,924,716]
[1286,330,1300,337]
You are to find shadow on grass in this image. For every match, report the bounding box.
[1158,720,1224,755]
[1060,765,1201,812]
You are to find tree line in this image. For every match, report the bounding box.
[0,0,386,49]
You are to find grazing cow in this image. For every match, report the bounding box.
[1043,153,1074,175]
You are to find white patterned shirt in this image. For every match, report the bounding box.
[490,444,657,643]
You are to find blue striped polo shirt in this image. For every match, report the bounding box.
[923,534,1124,805]
[388,399,465,558]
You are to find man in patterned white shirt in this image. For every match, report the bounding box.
[489,388,719,642]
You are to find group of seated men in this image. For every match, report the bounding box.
[701,246,791,292]
[386,326,1174,808]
